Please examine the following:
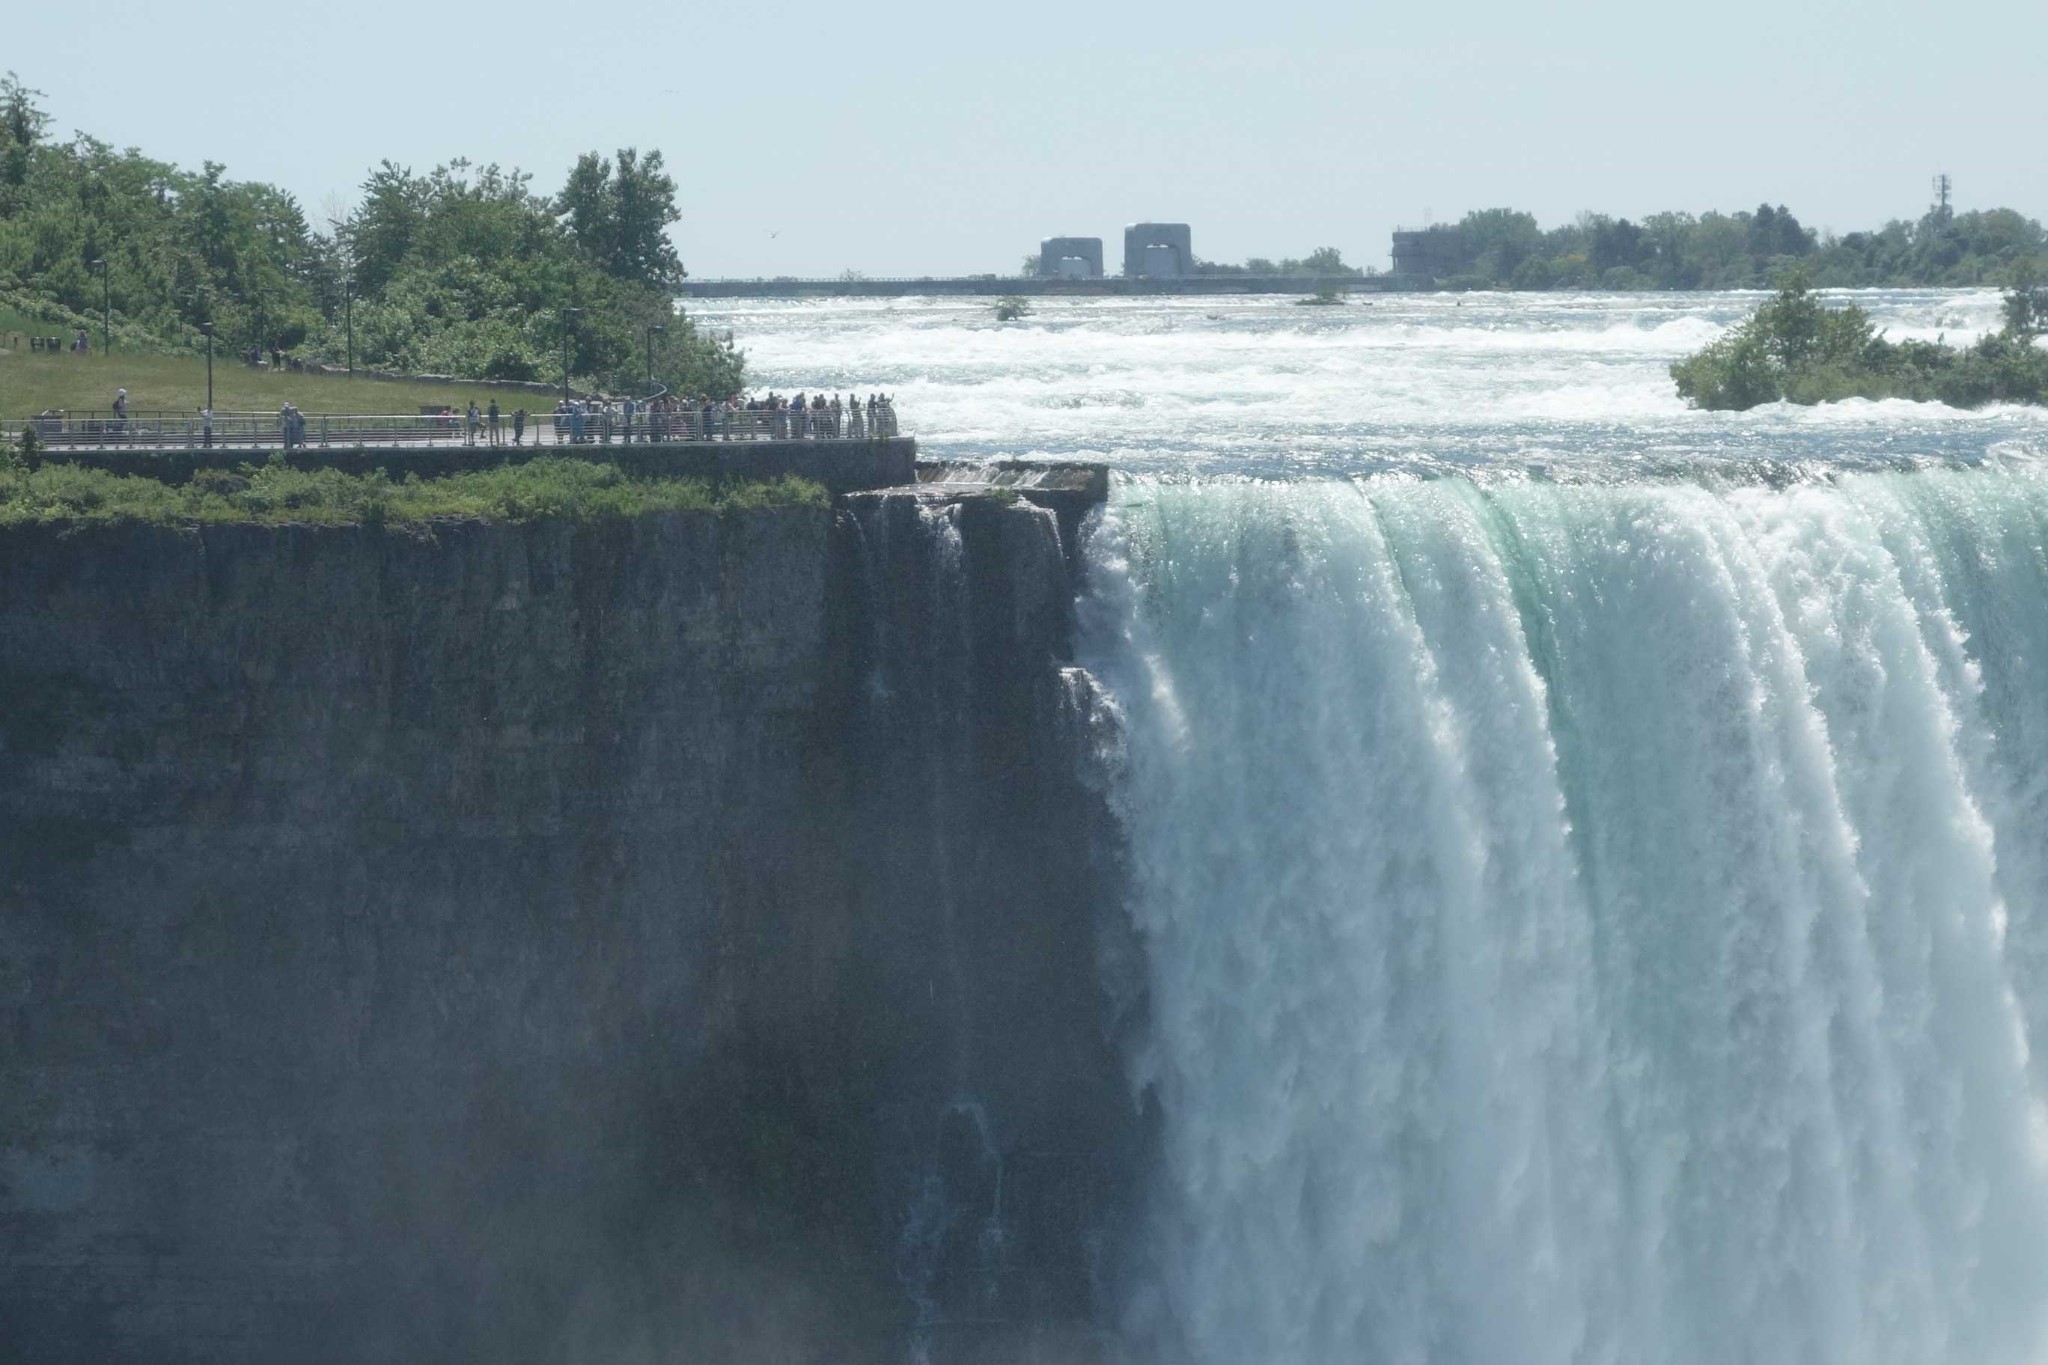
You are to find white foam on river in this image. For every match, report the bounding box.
[696,289,2041,478]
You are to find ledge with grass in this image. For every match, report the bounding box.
[9,429,919,495]
[0,455,828,527]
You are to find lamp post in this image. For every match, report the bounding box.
[646,323,666,395]
[344,274,354,375]
[91,259,109,355]
[560,307,583,403]
[198,321,215,413]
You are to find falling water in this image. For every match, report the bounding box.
[1078,462,2048,1365]
[722,288,2048,1360]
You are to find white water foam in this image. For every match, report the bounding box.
[1078,463,2048,1365]
[697,291,2048,477]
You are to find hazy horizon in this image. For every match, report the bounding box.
[16,0,2046,279]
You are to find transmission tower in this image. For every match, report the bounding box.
[1933,173,1952,214]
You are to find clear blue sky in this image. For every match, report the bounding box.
[15,0,2045,278]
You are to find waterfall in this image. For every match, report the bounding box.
[1079,461,2048,1365]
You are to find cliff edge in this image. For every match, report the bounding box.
[0,485,1137,1363]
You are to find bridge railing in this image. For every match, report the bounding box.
[0,405,903,450]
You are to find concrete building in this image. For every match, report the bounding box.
[1037,236,1105,279]
[1123,223,1193,278]
[1391,226,1470,281]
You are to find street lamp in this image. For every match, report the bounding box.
[646,323,666,395]
[198,321,215,417]
[344,273,354,375]
[90,259,108,356]
[560,307,583,403]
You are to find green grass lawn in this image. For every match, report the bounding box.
[0,348,558,419]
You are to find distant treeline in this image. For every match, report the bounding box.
[1390,202,2048,290]
[0,73,742,395]
[1197,247,1371,278]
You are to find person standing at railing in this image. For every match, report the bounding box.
[512,408,527,446]
[486,398,501,447]
[465,401,481,446]
[201,406,213,450]
[112,388,128,438]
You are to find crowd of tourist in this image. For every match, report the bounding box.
[548,392,899,444]
[17,385,904,452]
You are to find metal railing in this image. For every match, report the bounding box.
[1,402,903,450]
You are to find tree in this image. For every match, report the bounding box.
[557,148,685,292]
[1458,208,1542,279]
[1301,246,1349,275]
[348,162,427,295]
[0,71,49,201]
[1589,217,1647,275]
[1747,203,1814,260]
[2004,261,2048,341]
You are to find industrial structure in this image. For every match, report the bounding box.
[1037,237,1105,279]
[1123,223,1193,278]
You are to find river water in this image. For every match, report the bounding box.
[709,292,2048,1364]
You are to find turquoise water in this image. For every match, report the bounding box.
[719,292,2048,1362]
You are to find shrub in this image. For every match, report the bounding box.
[0,458,826,527]
[1672,277,2048,410]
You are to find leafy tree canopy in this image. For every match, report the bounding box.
[0,80,740,397]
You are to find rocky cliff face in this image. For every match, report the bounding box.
[0,493,1137,1363]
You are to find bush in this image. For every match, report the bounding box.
[1671,276,2048,410]
[0,458,826,527]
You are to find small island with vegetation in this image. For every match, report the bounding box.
[1671,276,2048,411]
